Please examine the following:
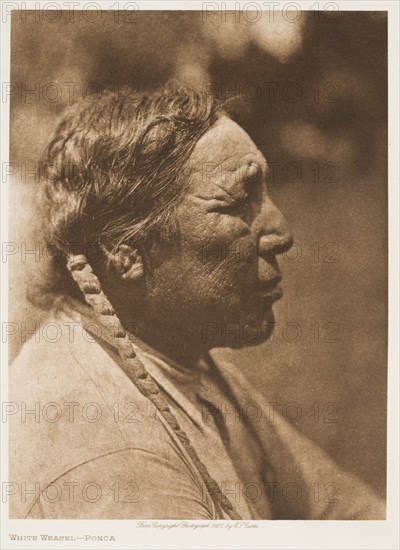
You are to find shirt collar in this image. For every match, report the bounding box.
[57,295,208,401]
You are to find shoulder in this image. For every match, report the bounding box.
[9,313,205,518]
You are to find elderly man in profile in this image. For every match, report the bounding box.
[9,84,384,520]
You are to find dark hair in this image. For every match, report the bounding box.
[37,82,220,307]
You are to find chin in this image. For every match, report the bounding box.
[222,307,276,349]
[243,318,275,348]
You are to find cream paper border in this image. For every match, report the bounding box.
[1,1,398,548]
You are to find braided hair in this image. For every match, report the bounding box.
[40,84,241,519]
[67,253,240,519]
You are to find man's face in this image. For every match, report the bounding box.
[144,116,292,350]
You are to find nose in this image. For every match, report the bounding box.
[257,197,293,259]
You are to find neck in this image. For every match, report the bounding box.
[126,317,209,369]
[93,277,212,368]
[62,293,208,369]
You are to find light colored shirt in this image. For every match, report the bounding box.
[9,301,385,519]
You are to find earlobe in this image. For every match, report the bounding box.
[104,243,144,282]
[121,261,144,281]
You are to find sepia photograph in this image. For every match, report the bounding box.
[1,1,399,548]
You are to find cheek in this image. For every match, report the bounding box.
[181,214,259,294]
[146,211,260,319]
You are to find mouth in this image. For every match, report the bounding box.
[257,276,283,302]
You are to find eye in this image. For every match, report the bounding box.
[224,195,250,217]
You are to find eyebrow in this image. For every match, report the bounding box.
[218,158,266,183]
[189,154,268,202]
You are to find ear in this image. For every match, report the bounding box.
[104,243,144,282]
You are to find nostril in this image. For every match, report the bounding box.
[280,233,293,254]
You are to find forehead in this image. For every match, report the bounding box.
[186,116,267,176]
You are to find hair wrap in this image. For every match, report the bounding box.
[67,253,241,520]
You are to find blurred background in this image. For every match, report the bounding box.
[9,10,387,498]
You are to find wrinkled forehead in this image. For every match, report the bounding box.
[185,116,267,188]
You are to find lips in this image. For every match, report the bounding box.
[257,276,283,301]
